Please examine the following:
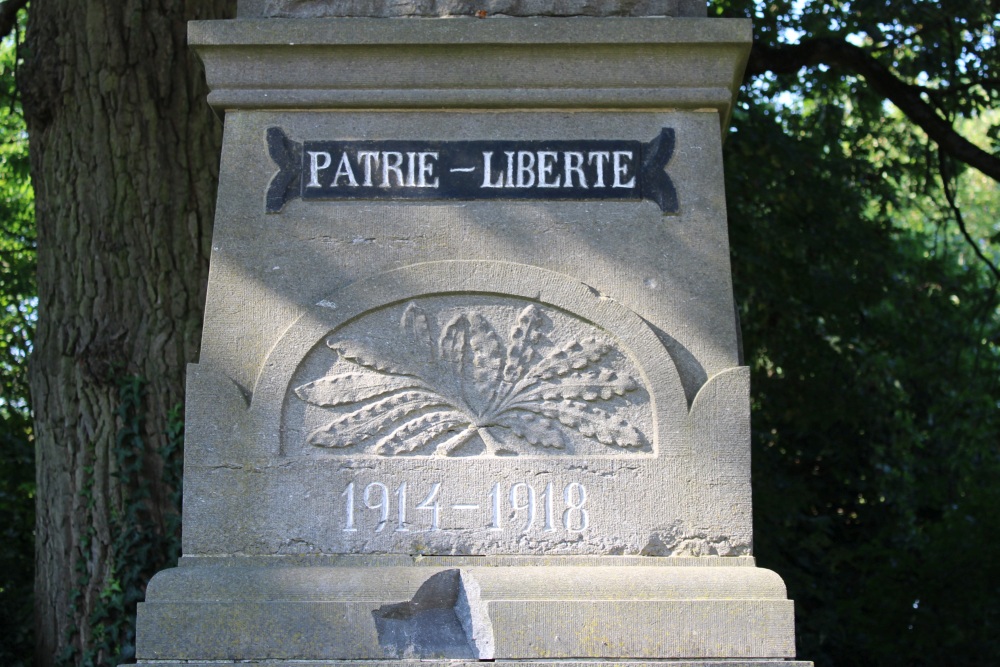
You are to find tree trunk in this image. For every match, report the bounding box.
[20,1,235,664]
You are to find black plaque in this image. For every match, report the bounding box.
[266,127,678,214]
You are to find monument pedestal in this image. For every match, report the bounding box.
[143,663,811,666]
[142,663,811,666]
[139,556,800,662]
[132,6,809,666]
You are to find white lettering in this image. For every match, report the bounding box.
[416,483,442,531]
[307,151,332,188]
[510,482,537,531]
[563,482,588,531]
[481,151,503,188]
[418,152,440,188]
[341,482,357,531]
[537,151,561,188]
[405,152,417,187]
[381,151,405,188]
[516,151,536,188]
[612,150,636,188]
[489,482,502,530]
[306,144,637,196]
[395,482,408,532]
[358,151,380,187]
[342,480,589,534]
[542,482,555,532]
[363,482,389,532]
[588,151,610,188]
[563,151,587,188]
[504,151,515,188]
[331,152,358,187]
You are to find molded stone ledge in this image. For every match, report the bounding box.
[175,553,760,567]
[145,562,790,601]
[188,17,751,126]
[137,561,798,661]
[134,662,814,666]
[239,0,710,19]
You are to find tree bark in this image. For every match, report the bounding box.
[20,1,234,664]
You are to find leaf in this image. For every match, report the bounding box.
[531,369,639,402]
[333,305,439,379]
[401,302,436,363]
[332,338,413,375]
[535,400,646,449]
[504,304,549,383]
[307,390,450,448]
[497,412,566,449]
[294,371,421,408]
[375,410,467,455]
[527,336,612,382]
[467,312,505,396]
[313,302,646,456]
[438,313,471,366]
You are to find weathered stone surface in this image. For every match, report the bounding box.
[238,0,707,18]
[177,21,756,555]
[138,558,795,660]
[132,10,810,667]
[143,662,812,666]
[287,296,654,457]
[184,113,751,555]
[190,18,750,129]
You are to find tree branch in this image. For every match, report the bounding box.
[746,37,1000,184]
[937,152,1000,288]
[0,0,27,41]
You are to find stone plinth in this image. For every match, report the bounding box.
[139,556,797,661]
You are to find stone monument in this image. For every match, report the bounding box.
[132,1,812,665]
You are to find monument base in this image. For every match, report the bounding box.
[136,662,814,666]
[136,556,805,664]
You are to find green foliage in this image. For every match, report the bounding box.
[0,3,996,666]
[0,17,35,667]
[61,378,184,667]
[719,1,1000,664]
[728,0,1000,120]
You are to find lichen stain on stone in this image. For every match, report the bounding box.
[641,527,751,556]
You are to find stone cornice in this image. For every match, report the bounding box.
[190,17,751,127]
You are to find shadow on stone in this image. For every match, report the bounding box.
[372,569,476,659]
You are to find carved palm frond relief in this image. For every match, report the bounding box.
[291,300,649,456]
